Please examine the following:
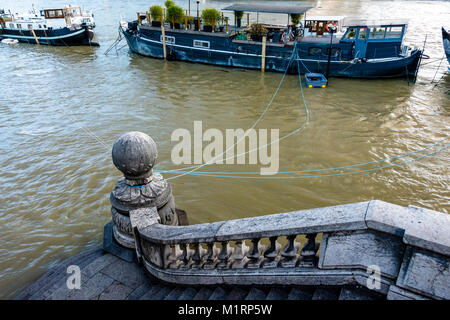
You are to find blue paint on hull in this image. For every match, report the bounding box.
[122,26,422,79]
[0,26,98,46]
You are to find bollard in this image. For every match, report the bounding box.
[108,132,178,252]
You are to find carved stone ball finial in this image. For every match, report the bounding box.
[112,131,158,180]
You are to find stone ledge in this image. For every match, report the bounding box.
[365,200,450,256]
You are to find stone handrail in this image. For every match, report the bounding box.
[133,200,450,300]
[107,132,450,300]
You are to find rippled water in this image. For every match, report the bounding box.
[0,0,449,299]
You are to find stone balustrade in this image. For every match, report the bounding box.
[106,132,450,300]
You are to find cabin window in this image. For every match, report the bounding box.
[43,24,47,28]
[326,48,341,57]
[344,28,357,40]
[48,11,55,17]
[28,24,33,30]
[38,24,42,28]
[193,40,210,49]
[16,23,22,29]
[9,23,14,28]
[308,47,322,56]
[358,28,368,39]
[56,10,63,17]
[369,27,386,39]
[385,26,403,39]
[160,35,175,44]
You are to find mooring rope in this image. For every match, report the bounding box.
[163,42,301,182]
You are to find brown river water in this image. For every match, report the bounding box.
[0,0,449,299]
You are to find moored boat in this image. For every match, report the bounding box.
[0,5,98,46]
[120,3,423,79]
[442,27,450,70]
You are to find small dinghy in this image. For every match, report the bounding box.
[305,73,327,88]
[1,38,18,44]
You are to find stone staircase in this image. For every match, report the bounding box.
[15,248,383,300]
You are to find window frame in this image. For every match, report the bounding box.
[193,39,210,49]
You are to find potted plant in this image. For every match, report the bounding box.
[290,13,303,26]
[150,5,163,27]
[201,8,220,32]
[166,4,185,29]
[164,0,175,8]
[235,10,244,28]
[249,23,268,42]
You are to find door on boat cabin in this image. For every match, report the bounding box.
[354,27,368,58]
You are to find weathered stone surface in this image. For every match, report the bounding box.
[103,221,136,262]
[193,287,214,300]
[100,258,148,290]
[129,207,160,229]
[140,221,226,244]
[69,272,115,300]
[386,285,429,300]
[396,247,450,299]
[318,230,405,278]
[365,200,450,256]
[98,281,134,300]
[112,131,158,180]
[311,287,340,300]
[245,288,266,300]
[338,286,383,300]
[208,287,227,300]
[126,282,153,300]
[287,287,314,300]
[266,287,288,300]
[177,287,198,300]
[226,287,248,300]
[216,201,369,241]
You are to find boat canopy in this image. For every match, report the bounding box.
[222,3,313,15]
[343,18,408,27]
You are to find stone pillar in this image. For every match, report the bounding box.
[109,131,178,250]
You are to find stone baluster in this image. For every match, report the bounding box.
[280,235,300,267]
[179,243,191,269]
[231,240,249,269]
[203,242,218,269]
[167,244,182,269]
[263,236,281,268]
[247,238,264,269]
[299,233,319,267]
[191,243,204,269]
[217,241,233,269]
[107,131,179,255]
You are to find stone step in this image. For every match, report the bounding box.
[140,284,172,300]
[165,287,186,300]
[226,287,248,300]
[177,287,198,300]
[209,287,227,300]
[312,287,341,300]
[266,287,289,300]
[287,287,315,300]
[193,287,214,300]
[245,288,267,300]
[338,286,384,300]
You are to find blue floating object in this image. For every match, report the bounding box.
[305,73,328,88]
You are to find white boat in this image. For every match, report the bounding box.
[0,5,98,46]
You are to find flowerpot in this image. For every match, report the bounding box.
[251,35,263,42]
[203,25,213,32]
[152,21,161,27]
[194,18,200,31]
[237,18,241,28]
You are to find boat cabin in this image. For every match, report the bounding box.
[304,16,345,36]
[340,19,408,59]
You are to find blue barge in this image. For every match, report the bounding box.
[121,3,423,79]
